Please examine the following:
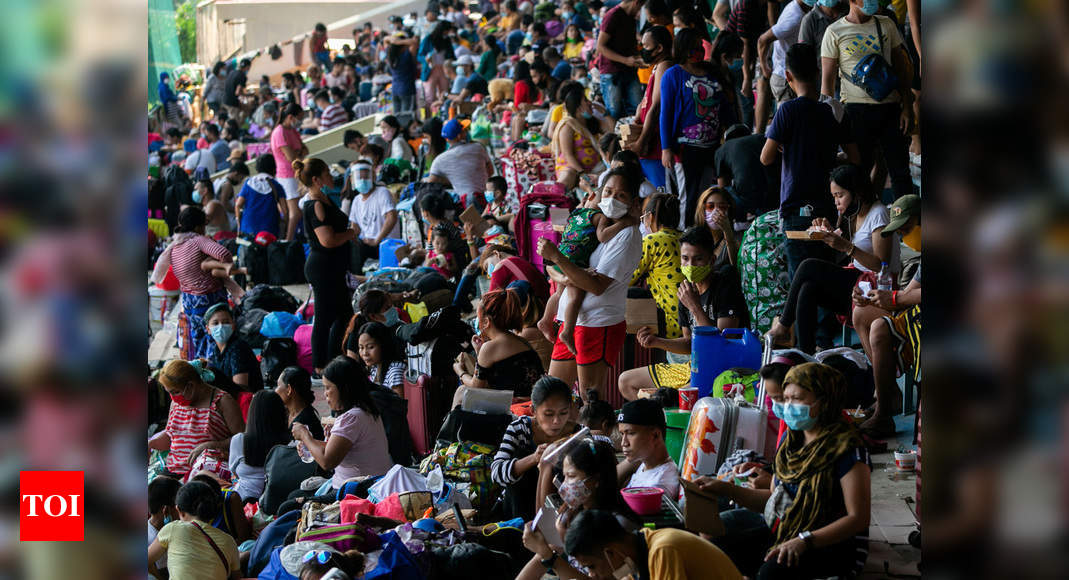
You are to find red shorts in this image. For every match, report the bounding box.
[551,321,627,366]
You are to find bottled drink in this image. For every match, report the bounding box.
[877,262,893,292]
[296,441,314,463]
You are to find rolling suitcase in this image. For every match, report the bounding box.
[404,338,450,457]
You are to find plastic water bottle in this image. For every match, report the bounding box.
[877,262,893,292]
[296,441,314,463]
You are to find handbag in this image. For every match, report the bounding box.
[296,521,383,553]
[849,16,899,102]
[436,408,512,447]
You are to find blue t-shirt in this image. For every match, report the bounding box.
[237,175,284,236]
[506,30,526,55]
[658,65,732,152]
[390,49,417,97]
[210,140,231,171]
[765,96,852,215]
[551,60,573,81]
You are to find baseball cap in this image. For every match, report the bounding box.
[617,399,666,431]
[456,54,475,66]
[441,119,465,140]
[881,194,920,237]
[182,139,197,153]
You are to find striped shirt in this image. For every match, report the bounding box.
[369,361,405,392]
[491,416,534,486]
[165,389,232,476]
[319,104,348,131]
[170,235,232,294]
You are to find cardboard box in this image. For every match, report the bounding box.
[626,297,661,334]
[459,205,491,239]
[785,229,826,241]
[679,478,726,537]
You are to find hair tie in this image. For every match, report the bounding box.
[771,355,796,366]
[189,360,215,383]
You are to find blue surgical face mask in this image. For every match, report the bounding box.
[486,261,496,276]
[192,191,202,204]
[819,0,840,7]
[860,0,879,16]
[209,324,233,344]
[771,401,786,419]
[356,178,374,194]
[485,190,496,203]
[802,0,817,5]
[383,307,400,326]
[581,111,593,119]
[781,402,819,431]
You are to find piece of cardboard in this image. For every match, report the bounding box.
[533,506,563,547]
[459,205,491,239]
[626,297,661,334]
[679,478,726,537]
[785,229,826,241]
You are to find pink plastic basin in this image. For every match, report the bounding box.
[621,486,664,516]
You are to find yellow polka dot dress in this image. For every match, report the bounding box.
[630,228,684,338]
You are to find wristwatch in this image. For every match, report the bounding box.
[798,530,814,548]
[540,552,558,571]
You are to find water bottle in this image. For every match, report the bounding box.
[296,441,314,463]
[877,262,893,292]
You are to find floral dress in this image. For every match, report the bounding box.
[737,210,789,335]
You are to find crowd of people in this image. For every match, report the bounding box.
[148,0,922,578]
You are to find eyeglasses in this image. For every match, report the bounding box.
[302,550,333,565]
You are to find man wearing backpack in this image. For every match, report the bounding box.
[821,0,915,199]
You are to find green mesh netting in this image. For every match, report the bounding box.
[148,0,182,106]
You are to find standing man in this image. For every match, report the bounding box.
[427,120,494,211]
[310,23,330,70]
[594,0,646,120]
[821,0,915,199]
[347,159,400,273]
[755,0,812,132]
[798,0,848,94]
[223,59,251,123]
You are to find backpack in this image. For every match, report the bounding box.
[247,509,301,577]
[712,368,761,402]
[820,353,876,410]
[237,308,270,349]
[242,284,299,314]
[260,338,298,385]
[243,240,271,286]
[259,444,326,516]
[162,164,194,231]
[368,385,414,466]
[267,240,306,286]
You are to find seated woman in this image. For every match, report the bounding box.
[290,356,394,493]
[150,360,244,482]
[274,366,324,441]
[510,280,555,373]
[518,439,636,580]
[204,303,262,420]
[148,481,242,580]
[694,363,872,579]
[347,321,407,399]
[693,185,740,267]
[190,473,252,544]
[552,85,603,189]
[228,390,290,502]
[491,376,577,521]
[452,287,545,408]
[767,165,900,354]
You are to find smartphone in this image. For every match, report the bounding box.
[857,281,873,296]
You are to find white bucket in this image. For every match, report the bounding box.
[149,286,180,332]
[893,451,916,472]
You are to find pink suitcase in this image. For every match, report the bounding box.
[529,220,560,272]
[293,324,314,375]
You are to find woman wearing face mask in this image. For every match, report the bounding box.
[552,85,603,189]
[346,159,400,274]
[692,185,740,267]
[766,164,899,354]
[660,27,739,229]
[630,25,673,189]
[519,438,638,580]
[491,376,578,521]
[694,363,872,579]
[377,115,415,163]
[149,360,244,481]
[295,157,357,374]
[629,193,684,341]
[271,103,309,241]
[346,321,407,399]
[192,172,234,239]
[451,288,545,408]
[204,303,262,419]
[275,366,324,441]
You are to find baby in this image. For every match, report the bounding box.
[537,184,635,353]
[426,223,458,279]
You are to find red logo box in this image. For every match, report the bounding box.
[20,471,84,541]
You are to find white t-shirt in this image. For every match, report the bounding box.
[429,142,491,197]
[184,149,217,173]
[348,186,400,242]
[148,520,167,570]
[771,0,807,79]
[557,225,643,327]
[850,202,899,273]
[228,432,267,501]
[628,458,680,499]
[389,136,414,162]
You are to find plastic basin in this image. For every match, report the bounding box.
[621,486,664,516]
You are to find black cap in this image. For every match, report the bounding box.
[617,399,666,431]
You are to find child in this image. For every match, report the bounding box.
[148,476,182,576]
[536,185,635,353]
[579,388,617,446]
[482,175,514,229]
[148,480,241,580]
[427,223,458,279]
[596,150,656,198]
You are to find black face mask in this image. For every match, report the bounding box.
[640,48,658,63]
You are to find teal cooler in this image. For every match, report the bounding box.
[689,327,762,398]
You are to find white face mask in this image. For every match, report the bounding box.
[598,197,629,220]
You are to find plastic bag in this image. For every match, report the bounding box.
[260,311,304,338]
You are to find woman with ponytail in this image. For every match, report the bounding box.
[659,26,738,228]
[296,157,357,374]
[451,288,545,408]
[148,480,241,580]
[149,359,244,481]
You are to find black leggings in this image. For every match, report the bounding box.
[305,252,353,369]
[780,258,860,354]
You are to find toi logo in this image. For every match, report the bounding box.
[20,471,84,541]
